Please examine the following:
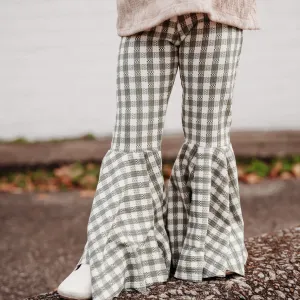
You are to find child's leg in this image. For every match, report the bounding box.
[165,13,248,280]
[77,18,180,300]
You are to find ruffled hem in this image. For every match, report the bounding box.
[165,140,248,282]
[78,148,172,300]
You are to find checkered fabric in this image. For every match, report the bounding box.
[76,12,247,300]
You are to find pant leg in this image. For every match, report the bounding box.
[77,18,179,300]
[165,13,248,281]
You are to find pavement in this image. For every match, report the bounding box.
[1,178,300,300]
[1,131,300,168]
[24,226,300,300]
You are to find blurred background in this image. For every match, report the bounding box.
[0,0,299,139]
[0,1,299,300]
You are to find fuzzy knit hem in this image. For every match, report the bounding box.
[116,1,260,36]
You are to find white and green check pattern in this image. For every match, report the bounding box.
[76,12,247,300]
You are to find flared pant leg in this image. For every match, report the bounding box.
[164,13,248,281]
[76,17,181,300]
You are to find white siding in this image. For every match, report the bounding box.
[0,0,299,141]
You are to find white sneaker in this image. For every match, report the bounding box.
[57,264,92,300]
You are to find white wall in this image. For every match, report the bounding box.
[0,0,299,141]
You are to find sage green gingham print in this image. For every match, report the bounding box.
[76,12,247,300]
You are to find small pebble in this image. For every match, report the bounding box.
[258,272,264,278]
[275,290,286,299]
[251,296,264,300]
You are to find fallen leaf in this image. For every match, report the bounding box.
[0,183,16,192]
[54,164,84,180]
[280,171,293,180]
[291,163,300,178]
[244,173,262,184]
[237,165,246,178]
[60,175,73,187]
[86,163,97,170]
[79,175,97,189]
[269,161,283,178]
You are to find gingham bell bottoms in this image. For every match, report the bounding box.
[77,12,248,300]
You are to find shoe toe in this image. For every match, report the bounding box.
[57,264,92,299]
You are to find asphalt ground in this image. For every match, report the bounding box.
[1,178,300,300]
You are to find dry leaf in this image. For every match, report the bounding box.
[292,163,300,178]
[36,184,50,192]
[0,183,15,192]
[86,163,96,170]
[79,175,97,189]
[54,164,84,180]
[24,182,35,192]
[237,165,245,177]
[53,165,69,178]
[60,175,73,187]
[269,161,283,178]
[244,173,262,184]
[280,171,293,180]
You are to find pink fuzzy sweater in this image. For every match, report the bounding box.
[116,0,260,36]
